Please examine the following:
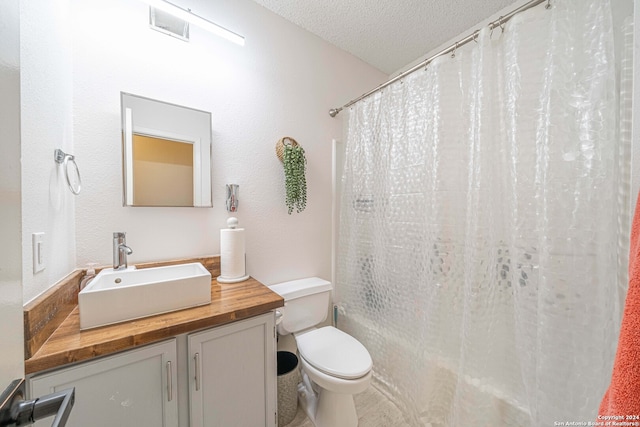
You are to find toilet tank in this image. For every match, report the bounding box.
[269,277,332,335]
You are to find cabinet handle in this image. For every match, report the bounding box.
[194,353,201,391]
[166,361,173,402]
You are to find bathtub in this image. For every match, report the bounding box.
[338,311,532,427]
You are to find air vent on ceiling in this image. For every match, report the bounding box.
[149,6,189,41]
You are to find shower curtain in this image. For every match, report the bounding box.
[336,1,630,426]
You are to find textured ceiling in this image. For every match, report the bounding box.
[251,0,520,74]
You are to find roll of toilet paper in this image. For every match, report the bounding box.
[218,227,249,283]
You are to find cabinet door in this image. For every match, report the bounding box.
[188,312,276,427]
[29,339,178,427]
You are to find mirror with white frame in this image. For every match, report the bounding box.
[120,92,213,207]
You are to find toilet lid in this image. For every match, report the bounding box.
[296,326,372,380]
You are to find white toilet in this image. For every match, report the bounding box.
[270,277,372,427]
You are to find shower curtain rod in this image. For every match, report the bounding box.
[328,0,549,117]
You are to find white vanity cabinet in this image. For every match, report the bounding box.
[188,312,277,427]
[28,338,178,427]
[27,312,277,427]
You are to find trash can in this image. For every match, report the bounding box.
[277,351,300,426]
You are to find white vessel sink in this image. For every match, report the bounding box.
[79,262,212,330]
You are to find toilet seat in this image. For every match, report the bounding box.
[296,326,372,380]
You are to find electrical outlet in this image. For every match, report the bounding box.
[32,232,45,274]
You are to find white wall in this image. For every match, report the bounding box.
[71,0,387,286]
[0,0,25,384]
[21,0,76,303]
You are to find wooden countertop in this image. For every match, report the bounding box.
[25,277,283,375]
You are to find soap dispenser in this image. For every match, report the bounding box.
[80,263,97,290]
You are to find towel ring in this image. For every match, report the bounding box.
[54,149,82,195]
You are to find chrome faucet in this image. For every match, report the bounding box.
[113,232,133,271]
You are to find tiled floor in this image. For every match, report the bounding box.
[284,384,412,427]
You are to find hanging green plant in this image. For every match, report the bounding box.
[280,140,307,214]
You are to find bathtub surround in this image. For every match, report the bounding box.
[337,0,628,425]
